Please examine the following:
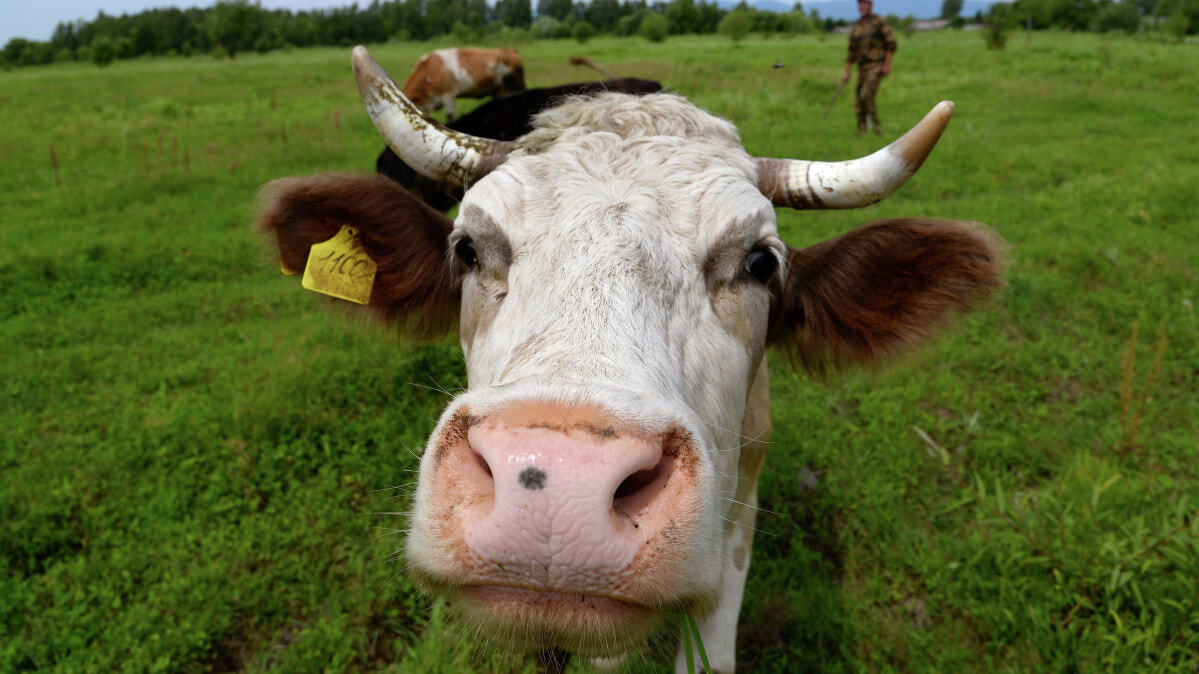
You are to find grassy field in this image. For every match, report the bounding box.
[1,29,1196,672]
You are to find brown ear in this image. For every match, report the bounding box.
[768,218,1005,374]
[257,172,459,338]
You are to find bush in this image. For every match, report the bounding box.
[982,23,1008,48]
[572,20,597,43]
[982,3,1016,49]
[1093,1,1141,32]
[639,12,669,42]
[531,15,571,39]
[784,10,816,34]
[486,25,532,43]
[450,20,479,42]
[3,38,55,67]
[114,36,134,59]
[91,36,116,66]
[1163,7,1189,40]
[719,10,752,41]
[2,38,31,66]
[614,12,643,36]
[17,41,55,66]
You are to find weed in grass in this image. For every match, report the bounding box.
[1117,321,1168,459]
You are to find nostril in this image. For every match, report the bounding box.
[612,449,676,524]
[615,462,663,499]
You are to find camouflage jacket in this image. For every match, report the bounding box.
[847,14,898,66]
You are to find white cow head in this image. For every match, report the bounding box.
[259,47,1004,669]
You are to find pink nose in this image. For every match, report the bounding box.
[432,404,695,595]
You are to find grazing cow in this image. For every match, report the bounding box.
[258,46,1005,672]
[376,78,663,211]
[402,47,526,122]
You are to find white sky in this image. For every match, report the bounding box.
[0,0,351,45]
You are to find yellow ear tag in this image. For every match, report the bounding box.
[301,225,377,305]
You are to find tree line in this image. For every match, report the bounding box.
[984,0,1196,37]
[2,0,1193,69]
[0,0,826,68]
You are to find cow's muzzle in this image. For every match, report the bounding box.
[408,401,706,653]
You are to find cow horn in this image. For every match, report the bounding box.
[352,46,511,187]
[755,101,954,209]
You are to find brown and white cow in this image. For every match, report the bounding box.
[401,47,526,122]
[259,46,1004,672]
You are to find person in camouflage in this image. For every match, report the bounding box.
[841,0,897,135]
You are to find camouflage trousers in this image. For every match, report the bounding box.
[855,63,885,131]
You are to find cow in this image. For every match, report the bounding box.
[257,46,1005,672]
[376,78,664,212]
[401,47,526,122]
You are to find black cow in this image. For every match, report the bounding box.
[375,78,663,212]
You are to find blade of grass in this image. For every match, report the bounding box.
[680,611,696,674]
[685,612,711,673]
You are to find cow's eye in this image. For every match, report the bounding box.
[743,249,778,283]
[454,239,478,269]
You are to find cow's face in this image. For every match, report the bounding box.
[455,107,776,439]
[259,47,1004,662]
[403,101,781,653]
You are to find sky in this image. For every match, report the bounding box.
[0,0,348,45]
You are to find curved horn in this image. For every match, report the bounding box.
[756,101,954,209]
[352,46,511,187]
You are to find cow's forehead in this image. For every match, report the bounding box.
[457,131,776,258]
[519,92,745,152]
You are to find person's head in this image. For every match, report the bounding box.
[858,0,873,16]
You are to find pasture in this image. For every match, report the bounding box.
[1,29,1196,672]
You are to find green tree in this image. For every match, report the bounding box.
[537,0,574,21]
[718,8,752,39]
[1162,5,1190,38]
[2,38,30,66]
[982,1,1017,47]
[207,1,264,57]
[1157,0,1199,34]
[91,35,116,66]
[639,11,669,40]
[496,0,533,26]
[666,0,700,33]
[573,19,597,40]
[1093,0,1141,31]
[585,0,624,31]
[1051,0,1100,30]
[941,0,964,18]
[531,15,571,37]
[615,11,645,35]
[50,22,80,54]
[131,23,156,56]
[694,1,725,32]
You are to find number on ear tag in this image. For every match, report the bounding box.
[301,225,377,305]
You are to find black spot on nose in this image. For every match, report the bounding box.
[518,466,546,491]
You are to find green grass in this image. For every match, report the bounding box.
[2,31,1197,672]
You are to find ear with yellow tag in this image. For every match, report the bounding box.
[301,225,377,305]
